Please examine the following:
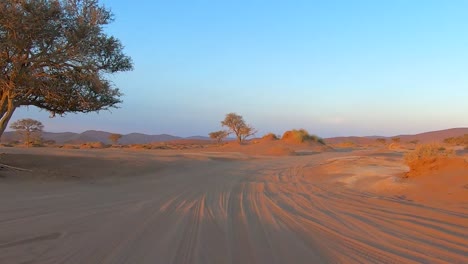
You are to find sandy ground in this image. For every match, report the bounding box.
[0,147,466,264]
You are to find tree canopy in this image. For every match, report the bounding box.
[209,130,230,144]
[9,118,44,147]
[221,113,256,143]
[0,0,133,137]
[109,133,122,144]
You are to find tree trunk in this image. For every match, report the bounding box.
[26,131,30,148]
[0,95,17,140]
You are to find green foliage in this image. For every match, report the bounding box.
[0,0,133,137]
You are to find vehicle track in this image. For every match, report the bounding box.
[0,153,466,263]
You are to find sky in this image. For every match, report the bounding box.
[11,0,468,137]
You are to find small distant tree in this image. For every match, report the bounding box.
[9,118,44,147]
[221,113,257,143]
[209,130,230,144]
[409,140,419,145]
[391,137,401,143]
[376,138,387,145]
[109,133,122,145]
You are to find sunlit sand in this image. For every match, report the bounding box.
[0,142,466,263]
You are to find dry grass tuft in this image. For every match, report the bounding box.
[444,134,468,146]
[404,143,456,177]
[281,129,325,144]
[404,144,452,165]
[61,144,78,149]
[80,142,107,149]
[261,133,279,141]
[335,141,356,148]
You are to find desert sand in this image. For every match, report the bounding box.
[0,146,467,264]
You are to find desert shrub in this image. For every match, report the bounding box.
[337,141,355,148]
[282,129,325,144]
[129,144,155,150]
[153,145,170,149]
[388,143,401,150]
[444,134,468,146]
[9,140,21,145]
[376,138,387,145]
[404,143,468,177]
[262,133,279,140]
[61,144,78,149]
[404,143,453,166]
[80,142,107,149]
[317,137,326,145]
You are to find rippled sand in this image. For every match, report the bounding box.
[0,148,466,263]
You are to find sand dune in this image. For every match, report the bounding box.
[0,148,466,263]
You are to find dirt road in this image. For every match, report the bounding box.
[0,149,466,263]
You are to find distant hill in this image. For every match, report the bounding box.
[394,128,468,143]
[323,136,376,145]
[2,127,467,145]
[186,136,211,140]
[119,133,181,144]
[325,127,468,144]
[1,130,185,144]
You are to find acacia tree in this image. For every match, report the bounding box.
[109,133,122,145]
[221,113,256,143]
[0,0,133,139]
[209,130,230,144]
[9,118,44,147]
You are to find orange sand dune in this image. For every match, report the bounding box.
[215,138,331,156]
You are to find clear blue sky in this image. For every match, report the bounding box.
[12,0,468,137]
